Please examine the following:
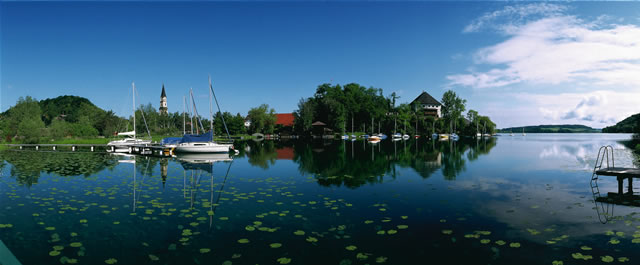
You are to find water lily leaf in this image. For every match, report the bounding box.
[105,258,118,264]
[269,243,282,248]
[441,230,452,235]
[293,230,305,236]
[49,250,61,256]
[356,253,369,260]
[401,216,408,219]
[148,254,159,261]
[480,239,491,244]
[609,238,620,244]
[580,246,592,251]
[306,237,318,243]
[375,256,387,263]
[601,256,614,263]
[618,257,629,262]
[53,246,64,251]
[495,240,506,246]
[45,227,56,231]
[551,261,563,265]
[345,245,357,251]
[509,242,520,248]
[387,230,397,235]
[364,220,374,224]
[237,239,250,244]
[397,225,408,229]
[277,257,291,264]
[199,248,211,253]
[70,242,82,248]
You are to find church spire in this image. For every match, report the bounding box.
[161,83,167,98]
[159,83,168,115]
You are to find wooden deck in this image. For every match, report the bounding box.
[595,167,640,178]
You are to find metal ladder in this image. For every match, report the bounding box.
[590,145,615,224]
[591,145,614,182]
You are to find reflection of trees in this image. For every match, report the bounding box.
[290,137,498,188]
[0,151,119,187]
[245,141,279,169]
[294,140,388,188]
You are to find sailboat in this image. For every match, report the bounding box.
[392,116,402,141]
[108,82,151,152]
[450,120,459,141]
[174,76,235,154]
[522,127,526,136]
[509,129,514,136]
[414,118,420,139]
[475,119,481,138]
[368,117,381,143]
[402,120,410,140]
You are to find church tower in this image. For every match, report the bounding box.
[159,84,168,115]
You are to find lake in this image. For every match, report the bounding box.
[1,134,639,265]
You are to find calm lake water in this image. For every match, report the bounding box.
[1,134,639,265]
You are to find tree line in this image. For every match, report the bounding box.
[292,83,496,136]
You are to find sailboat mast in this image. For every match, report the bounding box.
[371,117,373,135]
[209,80,213,141]
[190,88,194,134]
[132,82,136,139]
[183,96,186,135]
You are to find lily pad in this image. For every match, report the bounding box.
[49,250,61,256]
[397,225,408,230]
[345,245,357,251]
[70,242,83,248]
[269,243,282,248]
[601,256,614,263]
[199,248,211,253]
[277,257,291,264]
[105,258,118,264]
[237,238,250,244]
[293,230,305,236]
[509,242,520,248]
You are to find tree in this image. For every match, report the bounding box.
[247,104,276,134]
[441,90,467,132]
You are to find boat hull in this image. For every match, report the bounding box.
[174,142,233,153]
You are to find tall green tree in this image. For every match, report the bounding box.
[441,90,467,132]
[248,104,276,134]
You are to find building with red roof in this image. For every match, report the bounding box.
[275,113,294,127]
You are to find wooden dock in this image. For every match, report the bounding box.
[3,144,174,157]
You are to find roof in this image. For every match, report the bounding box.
[411,91,441,106]
[311,121,326,126]
[275,113,294,127]
[161,84,166,98]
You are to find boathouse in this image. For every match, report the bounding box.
[411,91,442,118]
[275,113,295,135]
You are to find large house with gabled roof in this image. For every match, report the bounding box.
[410,91,442,118]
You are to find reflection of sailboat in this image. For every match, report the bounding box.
[522,127,526,136]
[175,153,233,164]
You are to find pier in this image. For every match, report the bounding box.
[591,146,639,202]
[3,144,174,157]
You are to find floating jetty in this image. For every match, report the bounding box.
[4,143,174,157]
[591,146,640,200]
[0,238,22,265]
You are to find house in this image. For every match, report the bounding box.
[410,91,442,118]
[275,113,295,127]
[275,113,295,135]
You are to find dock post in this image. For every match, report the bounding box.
[72,146,76,152]
[628,178,633,195]
[91,146,94,152]
[53,146,56,151]
[35,146,39,150]
[617,176,624,195]
[112,146,115,152]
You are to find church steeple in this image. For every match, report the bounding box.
[159,83,168,115]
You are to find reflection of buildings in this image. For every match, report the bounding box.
[160,158,168,188]
[276,147,294,160]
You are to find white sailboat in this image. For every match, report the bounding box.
[522,127,526,136]
[402,120,410,140]
[174,76,235,154]
[108,82,151,152]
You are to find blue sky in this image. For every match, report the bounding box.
[2,1,639,128]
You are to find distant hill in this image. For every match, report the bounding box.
[39,95,108,125]
[498,124,601,133]
[602,113,640,133]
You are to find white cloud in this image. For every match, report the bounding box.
[463,3,568,33]
[449,5,640,89]
[513,90,640,127]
